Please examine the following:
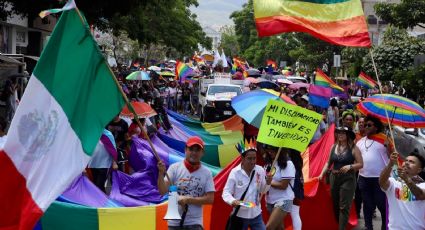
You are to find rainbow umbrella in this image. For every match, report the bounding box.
[356,94,425,128]
[232,89,295,128]
[126,71,150,81]
[120,101,157,119]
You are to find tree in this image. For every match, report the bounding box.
[375,0,425,29]
[393,64,425,100]
[362,27,425,81]
[341,47,368,78]
[1,0,211,59]
[219,26,240,58]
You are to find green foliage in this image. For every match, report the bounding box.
[375,0,425,29]
[341,47,368,78]
[362,27,425,81]
[219,26,240,57]
[394,64,425,98]
[1,0,211,57]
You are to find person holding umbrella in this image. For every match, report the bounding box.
[356,115,390,230]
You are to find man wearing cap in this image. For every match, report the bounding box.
[158,136,215,230]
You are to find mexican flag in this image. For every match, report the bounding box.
[0,6,125,230]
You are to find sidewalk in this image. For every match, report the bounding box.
[353,210,383,230]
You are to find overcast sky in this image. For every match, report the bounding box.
[190,0,246,31]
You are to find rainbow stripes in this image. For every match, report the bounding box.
[314,69,344,94]
[253,0,371,47]
[356,72,377,89]
[175,61,194,82]
[159,110,244,168]
[35,201,212,230]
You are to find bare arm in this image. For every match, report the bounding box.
[399,166,425,200]
[379,152,397,191]
[157,161,170,195]
[403,178,425,200]
[180,192,214,206]
[319,146,334,179]
[352,146,363,171]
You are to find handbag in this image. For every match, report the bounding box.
[225,170,256,230]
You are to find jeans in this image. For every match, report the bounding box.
[330,172,356,230]
[241,214,266,230]
[358,176,387,230]
[168,96,176,110]
[182,100,190,114]
[168,225,203,230]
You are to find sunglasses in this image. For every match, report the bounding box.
[366,123,375,128]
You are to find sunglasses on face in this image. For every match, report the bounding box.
[366,123,375,128]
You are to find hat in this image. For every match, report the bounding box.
[236,139,257,155]
[301,95,309,102]
[186,136,204,149]
[335,126,356,140]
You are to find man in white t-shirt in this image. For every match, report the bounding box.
[158,136,215,230]
[379,151,425,230]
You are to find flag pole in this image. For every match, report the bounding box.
[369,49,396,151]
[74,7,171,181]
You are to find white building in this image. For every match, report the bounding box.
[362,0,425,45]
[202,26,221,52]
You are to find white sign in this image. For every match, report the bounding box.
[333,55,341,68]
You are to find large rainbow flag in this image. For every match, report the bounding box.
[253,0,371,47]
[159,110,244,168]
[315,68,344,95]
[35,123,360,230]
[356,71,377,89]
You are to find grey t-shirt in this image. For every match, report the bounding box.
[166,162,215,227]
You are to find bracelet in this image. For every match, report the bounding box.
[350,164,353,170]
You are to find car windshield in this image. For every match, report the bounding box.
[208,86,241,95]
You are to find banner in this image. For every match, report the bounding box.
[257,100,322,152]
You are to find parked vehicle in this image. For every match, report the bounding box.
[392,126,425,158]
[199,76,242,122]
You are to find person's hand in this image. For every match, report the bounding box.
[157,161,166,176]
[112,162,118,170]
[231,200,240,207]
[390,152,399,166]
[266,174,273,185]
[397,167,409,182]
[339,165,351,173]
[178,196,190,206]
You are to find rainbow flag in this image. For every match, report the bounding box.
[175,61,194,82]
[233,57,248,71]
[315,69,344,94]
[253,0,371,47]
[356,72,377,89]
[266,59,277,70]
[192,54,205,65]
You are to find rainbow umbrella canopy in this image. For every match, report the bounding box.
[126,71,150,81]
[357,94,425,128]
[232,89,295,128]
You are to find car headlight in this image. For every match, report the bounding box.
[206,100,215,107]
